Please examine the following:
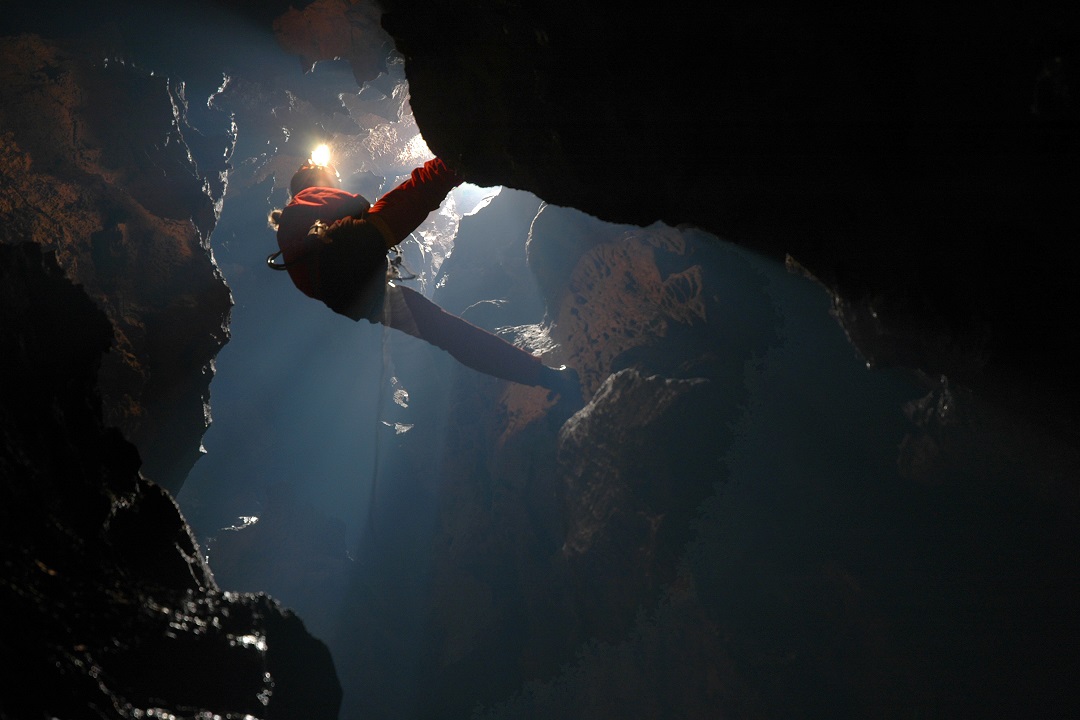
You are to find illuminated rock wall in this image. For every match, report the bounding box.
[0,34,233,494]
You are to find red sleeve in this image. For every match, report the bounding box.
[367,158,464,244]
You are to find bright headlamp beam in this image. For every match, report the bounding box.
[310,143,332,167]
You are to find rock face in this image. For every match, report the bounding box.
[557,370,719,642]
[273,0,392,87]
[0,33,233,495]
[0,25,340,719]
[0,242,340,719]
[379,0,1080,439]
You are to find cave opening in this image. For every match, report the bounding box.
[5,2,1077,718]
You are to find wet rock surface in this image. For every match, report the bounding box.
[0,243,340,719]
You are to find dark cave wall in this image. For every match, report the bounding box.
[0,33,233,495]
[377,0,1080,437]
[0,21,343,718]
[0,21,341,717]
[0,242,340,719]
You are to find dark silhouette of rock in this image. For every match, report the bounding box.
[376,1,1080,442]
[0,242,340,719]
[557,369,719,642]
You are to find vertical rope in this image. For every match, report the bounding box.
[361,275,397,556]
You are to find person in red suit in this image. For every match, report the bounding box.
[268,154,582,405]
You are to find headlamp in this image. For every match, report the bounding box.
[310,143,332,167]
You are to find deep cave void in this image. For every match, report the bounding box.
[178,52,503,550]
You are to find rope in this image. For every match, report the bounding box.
[361,273,397,556]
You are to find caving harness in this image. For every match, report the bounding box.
[267,219,418,281]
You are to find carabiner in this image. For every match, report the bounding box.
[267,250,289,270]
